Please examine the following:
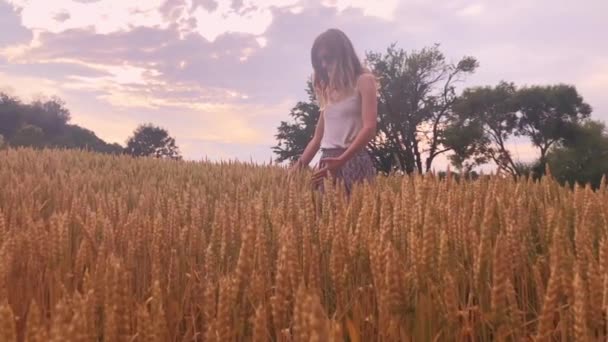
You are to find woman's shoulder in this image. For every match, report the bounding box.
[358,67,374,78]
[356,70,377,91]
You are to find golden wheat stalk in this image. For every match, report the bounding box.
[0,148,605,341]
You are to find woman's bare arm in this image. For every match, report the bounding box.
[295,110,324,167]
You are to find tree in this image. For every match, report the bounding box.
[272,80,320,163]
[546,120,608,189]
[0,92,124,154]
[0,93,23,139]
[51,124,124,155]
[446,81,520,176]
[107,143,125,155]
[11,124,45,148]
[516,84,591,170]
[365,43,478,174]
[23,96,71,136]
[125,123,181,160]
[445,82,593,177]
[443,118,488,174]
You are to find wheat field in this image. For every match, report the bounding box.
[0,147,607,341]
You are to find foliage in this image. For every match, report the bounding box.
[125,123,181,160]
[547,119,608,189]
[272,80,320,163]
[365,43,478,173]
[0,92,124,154]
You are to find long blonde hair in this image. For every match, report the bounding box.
[311,28,365,110]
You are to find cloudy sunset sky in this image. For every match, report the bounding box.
[1,0,607,166]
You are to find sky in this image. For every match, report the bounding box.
[1,0,607,169]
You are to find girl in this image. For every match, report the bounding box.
[290,28,378,195]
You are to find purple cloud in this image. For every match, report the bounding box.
[0,2,32,46]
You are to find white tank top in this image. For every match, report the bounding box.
[320,91,362,149]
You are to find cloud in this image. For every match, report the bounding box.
[0,71,63,100]
[321,0,399,20]
[0,2,32,46]
[187,0,299,42]
[2,2,404,104]
[6,0,397,43]
[5,0,169,34]
[456,3,484,17]
[0,58,112,80]
[1,26,178,64]
[53,11,71,22]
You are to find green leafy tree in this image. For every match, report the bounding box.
[272,80,320,164]
[11,124,45,148]
[51,124,124,155]
[125,123,181,160]
[443,118,488,174]
[547,120,608,189]
[1,92,123,154]
[446,82,591,178]
[23,96,71,136]
[445,81,520,175]
[0,93,23,139]
[516,84,592,170]
[365,43,478,173]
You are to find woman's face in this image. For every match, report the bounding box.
[317,47,336,77]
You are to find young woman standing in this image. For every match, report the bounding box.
[291,28,378,195]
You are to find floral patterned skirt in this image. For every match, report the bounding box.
[315,148,376,195]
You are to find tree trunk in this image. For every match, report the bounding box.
[414,143,423,173]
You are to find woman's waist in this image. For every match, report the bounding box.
[320,146,369,156]
[320,147,346,152]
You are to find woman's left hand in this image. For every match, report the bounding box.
[312,156,345,185]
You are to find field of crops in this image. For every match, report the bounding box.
[0,148,607,341]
